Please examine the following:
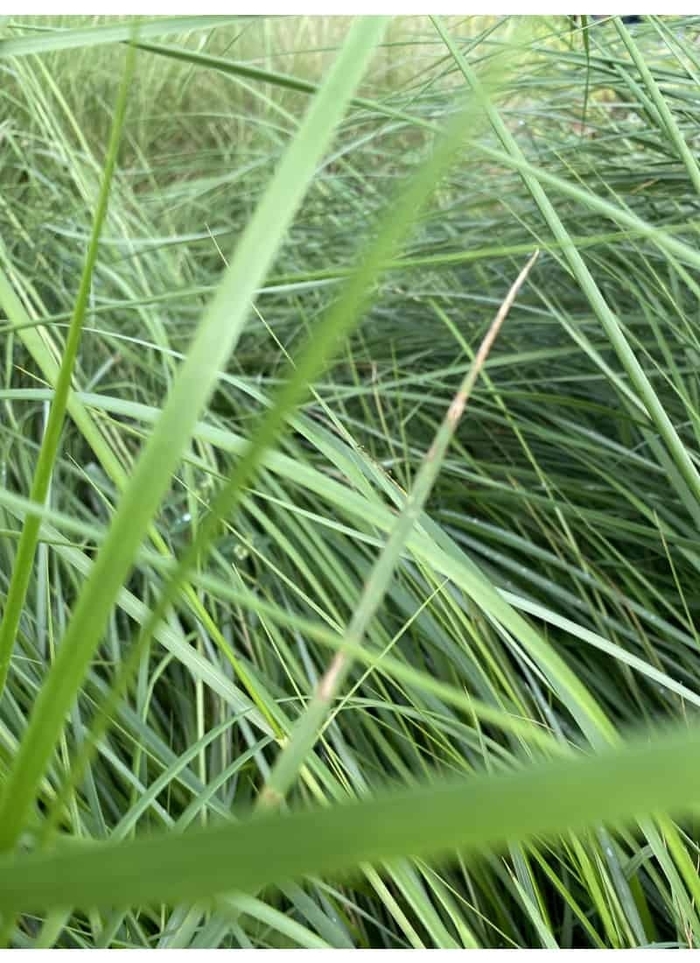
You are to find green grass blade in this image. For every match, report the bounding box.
[0,44,136,699]
[2,722,700,912]
[260,251,540,809]
[0,15,389,854]
[0,16,240,57]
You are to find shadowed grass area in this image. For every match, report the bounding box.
[1,12,700,949]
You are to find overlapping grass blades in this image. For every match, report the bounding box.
[1,12,700,949]
[0,15,389,851]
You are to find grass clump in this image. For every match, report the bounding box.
[1,12,700,949]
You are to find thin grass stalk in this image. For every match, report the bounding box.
[258,251,539,809]
[0,46,136,700]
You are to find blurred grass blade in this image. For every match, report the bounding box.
[0,44,136,699]
[0,15,389,854]
[133,39,424,128]
[0,16,240,57]
[2,722,700,912]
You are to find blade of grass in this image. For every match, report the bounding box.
[0,42,136,699]
[2,721,700,913]
[0,16,241,58]
[39,65,506,843]
[0,15,389,854]
[259,251,539,810]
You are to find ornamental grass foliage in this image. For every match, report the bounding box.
[0,13,700,949]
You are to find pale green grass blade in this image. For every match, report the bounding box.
[0,16,240,57]
[0,15,389,853]
[0,43,136,698]
[133,39,427,125]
